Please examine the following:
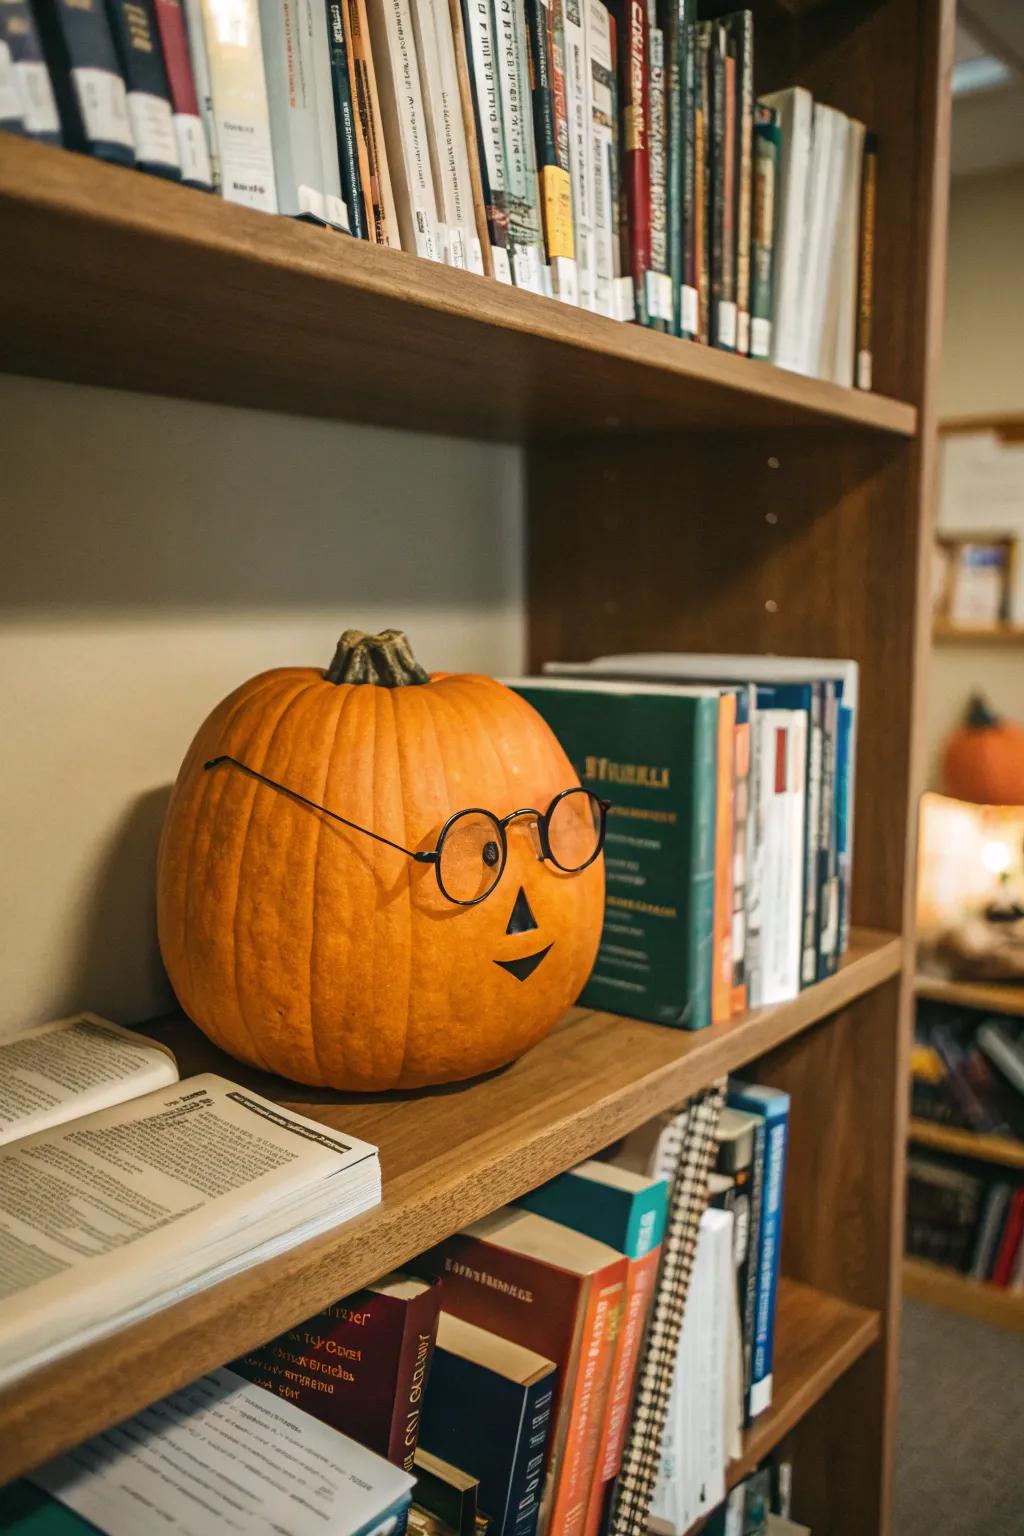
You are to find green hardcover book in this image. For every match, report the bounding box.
[750,101,779,360]
[510,678,719,1029]
[0,1484,96,1535]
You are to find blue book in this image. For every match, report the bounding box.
[727,1081,790,1422]
[419,1315,556,1536]
[32,0,135,161]
[517,1159,668,1258]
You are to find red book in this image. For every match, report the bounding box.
[992,1186,1024,1288]
[712,691,736,1025]
[422,1208,628,1536]
[233,1273,442,1470]
[615,0,649,320]
[152,0,213,187]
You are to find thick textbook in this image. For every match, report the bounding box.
[152,0,213,185]
[199,0,278,209]
[511,676,719,1029]
[728,1080,789,1420]
[0,0,60,141]
[260,0,330,220]
[0,1020,380,1389]
[235,1271,442,1469]
[33,0,134,162]
[11,1368,415,1536]
[104,0,181,177]
[420,1313,557,1536]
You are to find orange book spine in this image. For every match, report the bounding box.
[712,690,736,1025]
[548,1259,627,1536]
[731,717,750,1016]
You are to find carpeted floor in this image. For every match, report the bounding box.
[895,1299,1024,1535]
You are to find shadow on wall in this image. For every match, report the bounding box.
[55,786,177,1025]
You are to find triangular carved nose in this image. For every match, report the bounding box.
[506,886,538,936]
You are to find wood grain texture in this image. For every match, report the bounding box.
[916,973,1024,1016]
[0,138,916,442]
[0,929,899,1485]
[903,1258,1024,1333]
[908,1119,1024,1170]
[933,623,1024,646]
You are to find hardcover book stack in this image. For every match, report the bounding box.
[3,0,877,385]
[511,652,858,1030]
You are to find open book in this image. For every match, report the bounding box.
[0,1015,380,1390]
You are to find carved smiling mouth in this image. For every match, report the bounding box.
[494,944,554,982]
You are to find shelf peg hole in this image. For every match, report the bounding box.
[766,512,779,525]
[767,456,781,470]
[765,599,779,614]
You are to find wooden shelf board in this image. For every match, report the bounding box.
[0,138,917,443]
[0,926,900,1483]
[915,973,1024,1017]
[932,623,1024,646]
[903,1258,1024,1333]
[908,1118,1024,1169]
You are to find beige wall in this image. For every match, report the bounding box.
[0,376,524,1037]
[924,166,1024,786]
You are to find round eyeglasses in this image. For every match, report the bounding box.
[204,757,609,907]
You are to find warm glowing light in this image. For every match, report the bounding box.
[981,839,1012,876]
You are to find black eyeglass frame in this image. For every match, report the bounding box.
[203,755,609,908]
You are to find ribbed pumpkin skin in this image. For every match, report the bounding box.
[157,669,605,1091]
[944,722,1024,806]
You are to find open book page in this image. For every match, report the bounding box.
[0,1075,380,1387]
[30,1366,415,1536]
[0,1014,179,1148]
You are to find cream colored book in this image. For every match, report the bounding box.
[200,0,278,211]
[364,0,441,260]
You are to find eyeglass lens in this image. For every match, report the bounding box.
[546,789,604,872]
[437,810,507,904]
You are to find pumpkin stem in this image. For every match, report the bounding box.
[324,629,430,687]
[966,693,1000,730]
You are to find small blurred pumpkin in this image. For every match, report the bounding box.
[157,630,605,1092]
[942,694,1024,807]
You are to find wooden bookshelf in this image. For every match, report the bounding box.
[0,929,900,1485]
[915,973,1024,1016]
[933,622,1024,645]
[903,1258,1024,1334]
[908,1119,1024,1169]
[0,137,916,443]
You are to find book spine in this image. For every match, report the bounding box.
[620,0,649,322]
[677,3,696,337]
[309,0,348,227]
[749,101,777,359]
[428,0,486,270]
[411,0,458,262]
[1,0,60,141]
[151,0,211,185]
[461,0,512,275]
[326,0,368,236]
[835,702,852,956]
[181,0,218,184]
[446,0,493,273]
[200,0,277,209]
[526,0,558,252]
[800,685,822,988]
[687,694,718,1030]
[856,128,877,390]
[596,1243,660,1483]
[727,8,751,355]
[510,1373,556,1536]
[259,0,328,221]
[587,0,614,316]
[816,682,838,979]
[970,1183,1012,1281]
[562,0,592,308]
[34,0,135,161]
[658,0,679,334]
[346,0,398,242]
[495,0,546,291]
[709,22,735,349]
[387,1290,440,1471]
[693,19,710,342]
[746,1106,786,1418]
[712,691,735,1027]
[368,0,441,260]
[993,1187,1024,1289]
[548,1264,626,1536]
[547,0,577,299]
[0,32,21,125]
[738,1113,764,1422]
[104,0,181,176]
[731,709,750,1014]
[645,8,667,328]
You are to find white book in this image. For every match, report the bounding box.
[0,40,23,128]
[494,0,545,293]
[797,104,847,378]
[562,0,593,310]
[825,115,866,386]
[413,0,482,271]
[0,1016,380,1389]
[761,86,813,374]
[758,708,806,1004]
[200,0,278,210]
[183,0,221,187]
[462,0,508,269]
[308,0,349,228]
[259,0,328,221]
[542,651,860,714]
[693,1207,733,1522]
[586,0,615,317]
[365,0,441,260]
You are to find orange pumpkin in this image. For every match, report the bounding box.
[157,630,605,1091]
[943,694,1024,806]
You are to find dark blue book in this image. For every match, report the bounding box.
[419,1313,556,1536]
[103,0,180,176]
[1,1,61,139]
[728,1080,789,1423]
[31,0,134,160]
[324,0,366,239]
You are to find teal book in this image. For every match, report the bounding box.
[510,678,719,1029]
[517,1158,668,1259]
[0,1484,97,1535]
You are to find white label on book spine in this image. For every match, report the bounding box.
[717,299,737,350]
[737,309,750,356]
[613,276,635,323]
[71,67,133,150]
[749,1371,772,1417]
[468,237,485,276]
[127,91,180,171]
[645,270,673,323]
[492,246,512,284]
[681,283,699,337]
[751,316,771,359]
[220,116,277,213]
[296,183,327,221]
[552,256,578,306]
[326,194,349,232]
[0,42,19,125]
[173,112,212,187]
[17,59,60,135]
[857,348,872,391]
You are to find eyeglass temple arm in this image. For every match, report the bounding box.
[203,756,437,863]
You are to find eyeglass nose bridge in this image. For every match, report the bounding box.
[500,807,547,860]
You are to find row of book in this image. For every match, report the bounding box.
[0,0,877,386]
[907,1153,1024,1291]
[912,1000,1024,1140]
[512,652,857,1028]
[7,1078,791,1536]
